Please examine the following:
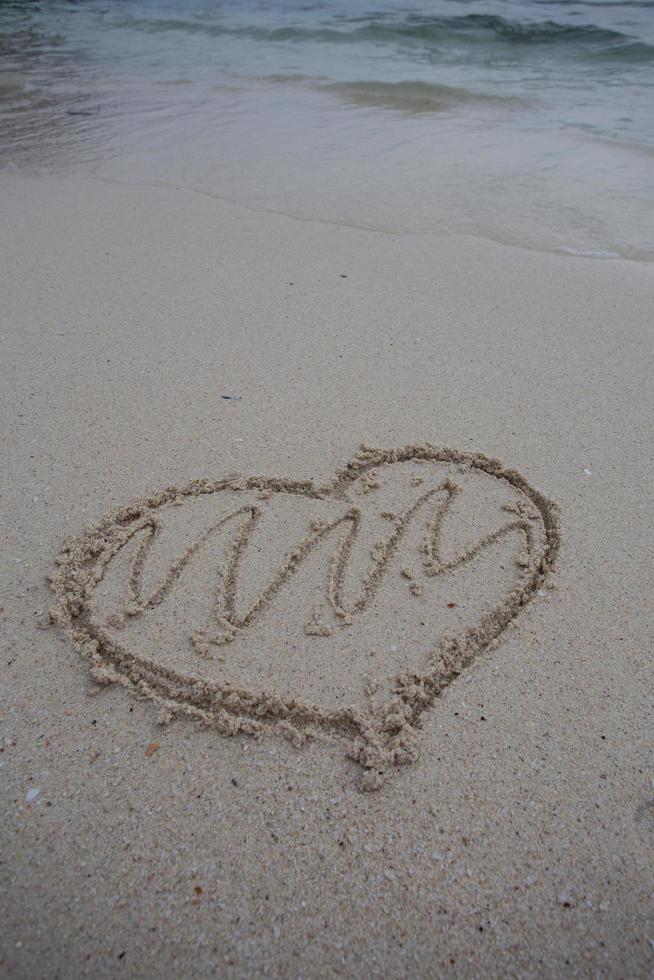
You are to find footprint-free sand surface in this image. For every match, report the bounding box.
[1,172,653,977]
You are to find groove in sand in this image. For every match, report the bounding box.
[49,443,561,790]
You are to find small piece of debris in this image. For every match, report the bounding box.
[583,468,592,476]
[25,787,40,803]
[447,602,458,609]
[220,395,242,401]
[145,742,160,757]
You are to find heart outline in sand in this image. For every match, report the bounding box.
[49,444,561,790]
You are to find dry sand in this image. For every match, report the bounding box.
[1,171,653,977]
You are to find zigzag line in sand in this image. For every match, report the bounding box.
[48,443,561,790]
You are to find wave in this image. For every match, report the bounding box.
[373,14,630,44]
[584,40,654,61]
[321,80,528,114]
[110,12,653,57]
[531,1,654,7]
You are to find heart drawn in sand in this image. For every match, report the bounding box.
[49,444,560,790]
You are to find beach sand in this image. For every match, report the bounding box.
[1,171,653,977]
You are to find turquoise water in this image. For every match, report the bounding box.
[1,0,653,257]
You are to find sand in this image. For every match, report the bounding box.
[1,171,653,977]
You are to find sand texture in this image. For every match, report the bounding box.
[1,173,653,977]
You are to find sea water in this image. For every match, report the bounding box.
[1,0,653,258]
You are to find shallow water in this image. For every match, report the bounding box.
[1,0,653,258]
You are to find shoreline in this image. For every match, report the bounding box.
[6,165,654,266]
[2,66,654,264]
